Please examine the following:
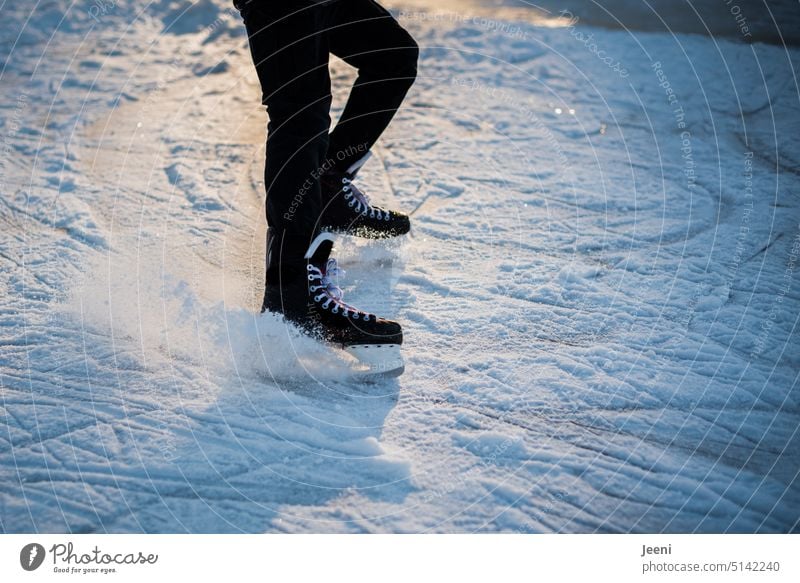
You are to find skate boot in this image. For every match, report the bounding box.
[262,229,404,375]
[319,152,410,239]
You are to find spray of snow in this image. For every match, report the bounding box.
[60,249,355,384]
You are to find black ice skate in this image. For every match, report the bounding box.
[319,152,411,239]
[262,230,404,375]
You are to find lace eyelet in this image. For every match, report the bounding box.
[353,313,360,320]
[314,294,323,302]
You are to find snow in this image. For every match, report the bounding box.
[1,0,798,533]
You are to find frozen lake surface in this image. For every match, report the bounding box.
[1,0,798,532]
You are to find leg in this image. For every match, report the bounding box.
[241,3,332,243]
[324,0,418,170]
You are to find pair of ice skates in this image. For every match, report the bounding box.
[263,153,409,377]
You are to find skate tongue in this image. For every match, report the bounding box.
[345,179,374,213]
[304,232,334,265]
[345,151,372,178]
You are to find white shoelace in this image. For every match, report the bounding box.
[307,259,373,320]
[341,177,391,221]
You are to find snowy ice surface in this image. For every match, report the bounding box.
[1,0,798,533]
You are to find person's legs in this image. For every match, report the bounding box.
[237,1,406,368]
[324,0,418,171]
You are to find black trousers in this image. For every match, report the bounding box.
[239,0,418,243]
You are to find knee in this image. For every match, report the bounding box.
[389,35,419,86]
[362,33,418,87]
[402,37,419,81]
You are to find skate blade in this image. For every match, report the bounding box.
[344,343,404,378]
